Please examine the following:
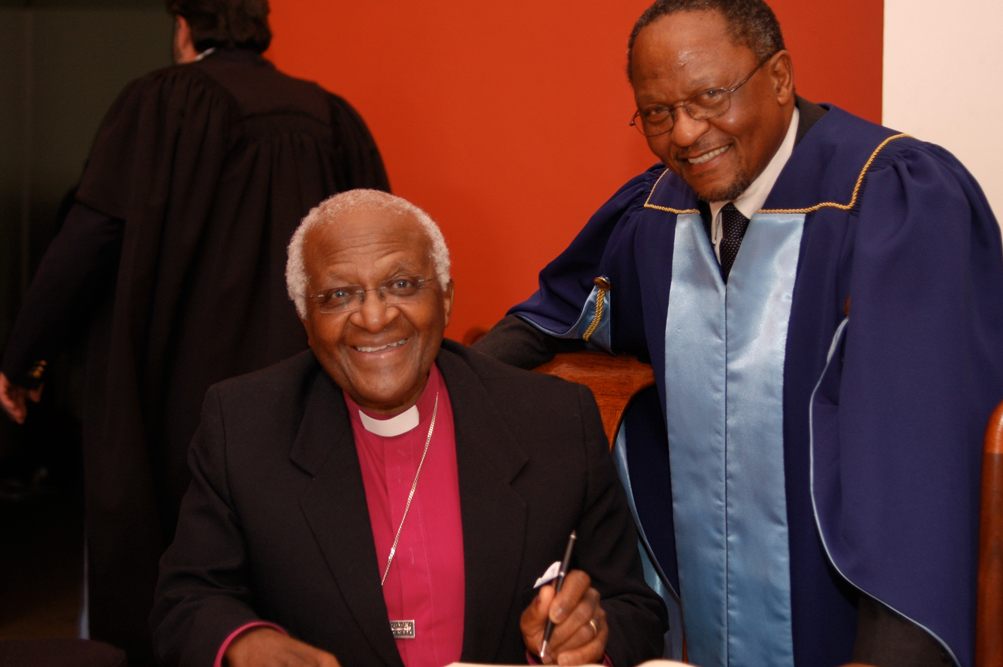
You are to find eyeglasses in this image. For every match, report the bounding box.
[630,53,777,137]
[305,275,436,313]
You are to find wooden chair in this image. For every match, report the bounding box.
[533,351,655,449]
[978,399,1003,667]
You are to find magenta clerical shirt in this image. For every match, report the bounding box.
[346,364,466,667]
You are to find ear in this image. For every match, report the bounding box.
[173,15,199,64]
[769,50,795,105]
[441,280,455,328]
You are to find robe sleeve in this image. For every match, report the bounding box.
[810,139,1003,667]
[509,168,661,336]
[472,314,584,370]
[0,202,122,387]
[474,168,663,370]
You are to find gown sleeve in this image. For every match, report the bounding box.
[810,138,1003,667]
[474,167,663,370]
[0,202,122,387]
[510,168,661,335]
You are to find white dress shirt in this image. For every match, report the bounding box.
[708,107,800,261]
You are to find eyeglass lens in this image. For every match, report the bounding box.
[631,53,774,137]
[632,92,733,137]
[312,276,430,312]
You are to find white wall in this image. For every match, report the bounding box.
[884,0,1003,232]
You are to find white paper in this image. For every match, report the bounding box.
[533,560,562,588]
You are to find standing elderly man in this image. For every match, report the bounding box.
[0,0,387,661]
[475,1,1003,667]
[150,190,667,667]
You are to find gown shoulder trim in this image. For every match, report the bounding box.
[643,170,700,214]
[760,133,910,214]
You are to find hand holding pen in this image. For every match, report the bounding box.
[541,531,577,659]
[520,531,608,665]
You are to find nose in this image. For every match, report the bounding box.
[669,108,709,147]
[353,291,398,333]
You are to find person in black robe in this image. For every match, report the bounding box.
[0,1,389,662]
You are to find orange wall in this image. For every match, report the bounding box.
[268,0,882,339]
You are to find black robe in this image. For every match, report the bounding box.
[0,48,389,664]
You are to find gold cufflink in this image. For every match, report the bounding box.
[28,360,47,380]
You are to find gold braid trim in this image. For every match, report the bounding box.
[759,133,910,214]
[582,277,610,343]
[640,133,910,216]
[643,170,699,214]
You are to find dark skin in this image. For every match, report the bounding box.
[521,570,608,665]
[0,374,42,424]
[631,9,795,202]
[297,208,454,416]
[228,209,607,666]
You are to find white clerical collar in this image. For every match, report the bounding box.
[358,405,420,437]
[710,106,800,224]
[194,47,216,62]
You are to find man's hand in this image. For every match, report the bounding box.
[226,627,341,667]
[521,570,608,665]
[0,373,42,424]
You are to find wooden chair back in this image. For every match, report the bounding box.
[978,399,1003,667]
[534,351,655,449]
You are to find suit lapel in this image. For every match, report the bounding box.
[291,371,404,667]
[436,349,531,662]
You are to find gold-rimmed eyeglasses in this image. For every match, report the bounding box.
[630,52,778,137]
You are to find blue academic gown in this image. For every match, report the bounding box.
[509,104,1003,667]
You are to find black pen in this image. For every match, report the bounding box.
[540,530,577,660]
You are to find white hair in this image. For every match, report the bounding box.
[286,189,451,318]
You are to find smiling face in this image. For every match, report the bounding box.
[299,207,454,414]
[631,9,794,201]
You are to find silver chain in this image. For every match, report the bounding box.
[381,393,439,586]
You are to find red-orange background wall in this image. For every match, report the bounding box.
[268,0,882,339]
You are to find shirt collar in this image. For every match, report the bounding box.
[346,365,443,438]
[358,405,419,437]
[193,47,216,62]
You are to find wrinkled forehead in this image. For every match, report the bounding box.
[305,207,433,284]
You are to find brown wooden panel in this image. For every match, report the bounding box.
[534,351,655,449]
[978,400,1003,667]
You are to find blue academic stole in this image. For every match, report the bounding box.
[664,211,805,667]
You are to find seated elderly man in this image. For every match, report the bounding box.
[149,189,667,667]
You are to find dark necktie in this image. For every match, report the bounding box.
[719,203,750,282]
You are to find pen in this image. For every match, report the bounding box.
[540,530,577,660]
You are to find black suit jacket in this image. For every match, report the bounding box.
[151,340,667,667]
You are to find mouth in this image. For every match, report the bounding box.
[682,145,729,165]
[354,339,407,353]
